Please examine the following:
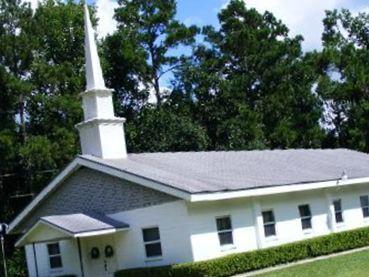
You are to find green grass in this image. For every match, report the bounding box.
[258,249,369,277]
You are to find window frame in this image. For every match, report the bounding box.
[215,215,234,248]
[360,195,369,219]
[47,242,63,270]
[298,204,312,231]
[141,226,163,259]
[262,210,276,238]
[333,199,344,224]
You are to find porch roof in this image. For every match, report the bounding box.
[41,213,129,234]
[16,213,129,247]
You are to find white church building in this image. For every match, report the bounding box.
[8,4,369,277]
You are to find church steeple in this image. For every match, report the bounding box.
[83,4,105,91]
[75,4,127,159]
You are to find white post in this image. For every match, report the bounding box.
[252,199,263,249]
[325,191,336,232]
[1,235,7,277]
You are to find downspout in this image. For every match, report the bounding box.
[77,238,85,277]
[32,243,39,277]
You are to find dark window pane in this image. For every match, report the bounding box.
[218,231,233,246]
[298,205,311,217]
[143,228,160,242]
[335,212,343,223]
[216,217,232,231]
[264,224,276,237]
[360,196,369,207]
[47,243,60,255]
[363,207,369,218]
[49,256,62,268]
[301,218,312,230]
[145,242,162,257]
[262,211,275,223]
[333,199,342,211]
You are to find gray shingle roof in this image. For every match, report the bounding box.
[41,212,129,234]
[81,149,369,194]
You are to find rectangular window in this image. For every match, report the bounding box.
[142,227,162,258]
[47,243,62,269]
[298,204,312,230]
[216,216,233,246]
[360,195,369,218]
[333,199,344,223]
[262,210,276,237]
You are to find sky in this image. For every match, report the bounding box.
[91,0,369,51]
[24,0,369,50]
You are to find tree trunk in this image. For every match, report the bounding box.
[154,76,161,105]
[19,94,26,143]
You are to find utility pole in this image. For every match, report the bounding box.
[0,223,8,277]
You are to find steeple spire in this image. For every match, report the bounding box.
[75,3,127,159]
[83,4,106,91]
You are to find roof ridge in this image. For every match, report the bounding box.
[124,148,358,156]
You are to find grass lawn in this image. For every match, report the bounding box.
[258,249,369,277]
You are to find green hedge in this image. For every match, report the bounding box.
[115,226,369,277]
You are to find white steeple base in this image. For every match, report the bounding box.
[76,117,127,159]
[76,88,127,160]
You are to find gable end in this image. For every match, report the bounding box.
[15,167,178,233]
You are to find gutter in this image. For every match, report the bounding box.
[190,177,369,202]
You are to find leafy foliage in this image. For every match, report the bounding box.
[126,105,209,152]
[0,0,85,222]
[0,0,33,222]
[318,9,369,151]
[106,0,199,116]
[174,0,323,150]
[3,248,27,277]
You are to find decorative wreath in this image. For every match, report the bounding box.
[105,245,114,258]
[90,247,100,259]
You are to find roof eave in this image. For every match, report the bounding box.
[190,177,369,202]
[73,227,129,238]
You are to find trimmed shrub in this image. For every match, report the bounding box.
[115,226,369,277]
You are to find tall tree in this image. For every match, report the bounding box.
[0,0,87,227]
[318,9,369,151]
[24,0,85,181]
[126,104,209,153]
[0,1,34,275]
[105,0,198,117]
[104,0,208,153]
[0,0,33,222]
[174,0,323,150]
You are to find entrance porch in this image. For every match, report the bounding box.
[16,213,129,277]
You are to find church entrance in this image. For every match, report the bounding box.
[83,234,118,277]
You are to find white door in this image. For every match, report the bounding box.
[84,235,118,277]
